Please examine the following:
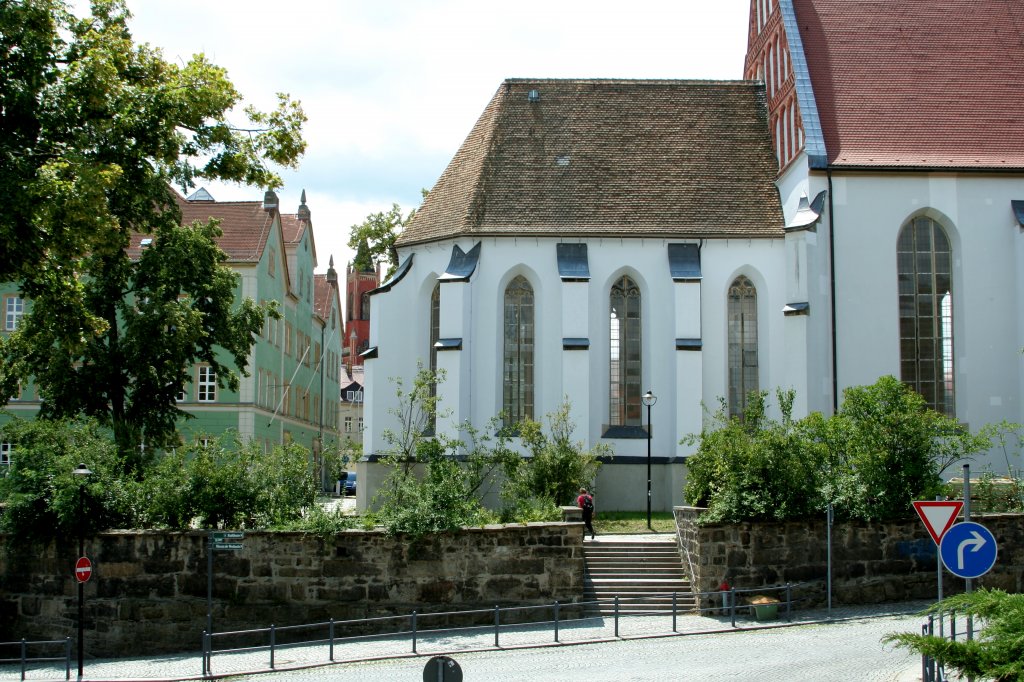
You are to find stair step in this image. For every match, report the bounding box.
[580,538,693,616]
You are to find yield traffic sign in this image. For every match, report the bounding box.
[912,500,963,545]
[75,556,92,583]
[939,521,998,579]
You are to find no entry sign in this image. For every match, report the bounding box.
[75,556,92,583]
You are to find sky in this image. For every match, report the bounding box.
[123,0,751,273]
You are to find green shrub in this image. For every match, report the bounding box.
[501,400,609,509]
[884,589,1024,682]
[374,446,497,537]
[372,373,601,537]
[277,504,360,539]
[683,390,826,523]
[143,437,318,529]
[829,376,985,520]
[0,417,142,540]
[683,377,989,523]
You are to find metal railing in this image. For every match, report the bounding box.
[199,582,816,677]
[920,610,977,682]
[0,639,71,681]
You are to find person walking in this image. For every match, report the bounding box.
[577,487,596,539]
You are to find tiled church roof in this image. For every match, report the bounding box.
[398,79,784,247]
[794,0,1024,169]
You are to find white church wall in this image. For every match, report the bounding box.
[365,234,794,509]
[830,173,1024,446]
[778,159,836,416]
[698,240,789,421]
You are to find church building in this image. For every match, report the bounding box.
[360,0,1024,510]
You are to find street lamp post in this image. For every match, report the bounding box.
[72,463,92,681]
[642,390,657,531]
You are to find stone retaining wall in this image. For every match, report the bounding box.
[0,523,585,656]
[674,507,1024,609]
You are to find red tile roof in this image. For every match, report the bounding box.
[313,274,338,321]
[398,79,784,247]
[179,201,274,263]
[127,198,275,264]
[794,0,1024,169]
[281,214,307,245]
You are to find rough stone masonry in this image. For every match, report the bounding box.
[0,522,585,656]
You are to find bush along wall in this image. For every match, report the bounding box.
[0,523,585,656]
[674,508,1024,612]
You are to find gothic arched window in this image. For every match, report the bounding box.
[502,276,534,426]
[898,216,955,415]
[609,275,641,426]
[728,276,759,419]
[427,283,440,433]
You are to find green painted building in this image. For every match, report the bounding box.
[1,188,345,479]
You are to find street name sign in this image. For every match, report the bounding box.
[210,531,245,551]
[75,556,92,583]
[939,521,997,579]
[211,532,245,540]
[912,500,963,545]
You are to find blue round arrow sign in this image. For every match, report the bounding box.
[939,521,997,579]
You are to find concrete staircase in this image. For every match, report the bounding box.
[582,535,695,615]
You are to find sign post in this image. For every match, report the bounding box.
[207,531,245,636]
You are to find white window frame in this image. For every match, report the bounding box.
[197,365,217,403]
[5,295,24,331]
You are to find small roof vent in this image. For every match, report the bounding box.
[555,155,570,167]
[527,89,540,103]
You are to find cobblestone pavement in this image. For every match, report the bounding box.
[0,601,930,681]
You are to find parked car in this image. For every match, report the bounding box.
[342,472,357,496]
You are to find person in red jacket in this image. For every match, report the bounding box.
[577,487,596,539]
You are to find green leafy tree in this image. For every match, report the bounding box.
[0,0,305,466]
[884,589,1024,682]
[371,367,503,536]
[683,377,990,523]
[500,400,609,517]
[0,417,142,541]
[346,202,418,278]
[683,390,827,523]
[829,376,988,520]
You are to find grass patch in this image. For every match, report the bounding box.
[594,511,676,534]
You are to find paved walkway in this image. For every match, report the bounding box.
[0,600,931,681]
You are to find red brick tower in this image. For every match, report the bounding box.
[744,0,802,172]
[345,240,380,370]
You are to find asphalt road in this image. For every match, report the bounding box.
[242,611,921,682]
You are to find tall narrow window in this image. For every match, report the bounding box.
[609,275,641,426]
[4,296,24,331]
[503,276,534,426]
[898,216,955,415]
[728,276,759,419]
[198,366,217,402]
[1,442,12,469]
[428,283,440,433]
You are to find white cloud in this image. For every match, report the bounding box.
[121,0,750,272]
